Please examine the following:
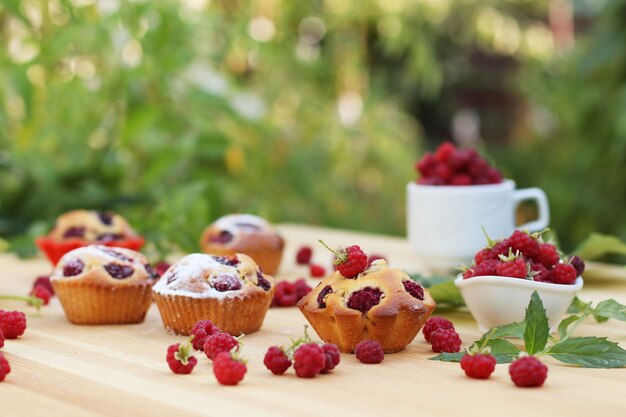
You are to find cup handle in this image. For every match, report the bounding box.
[512,188,550,232]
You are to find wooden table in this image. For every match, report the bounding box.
[1,224,625,417]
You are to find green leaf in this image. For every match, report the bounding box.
[523,291,550,355]
[430,351,517,364]
[482,338,522,356]
[488,321,526,339]
[593,299,626,323]
[557,315,582,341]
[424,280,465,306]
[548,337,626,368]
[573,233,626,260]
[567,296,589,314]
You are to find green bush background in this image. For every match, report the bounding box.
[0,0,624,258]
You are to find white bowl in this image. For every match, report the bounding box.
[454,275,583,333]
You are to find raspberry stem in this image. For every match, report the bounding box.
[285,325,313,357]
[318,240,347,265]
[0,295,43,313]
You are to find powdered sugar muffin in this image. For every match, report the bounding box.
[199,214,284,275]
[37,210,144,264]
[298,260,436,353]
[51,245,155,324]
[153,253,275,336]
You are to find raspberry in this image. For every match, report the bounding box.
[204,332,239,361]
[435,164,453,181]
[509,356,548,387]
[309,264,326,278]
[569,256,586,276]
[416,153,437,177]
[166,343,198,374]
[263,346,292,375]
[97,211,114,225]
[155,262,171,277]
[32,276,54,295]
[474,248,496,264]
[294,278,312,299]
[508,230,540,260]
[321,343,341,373]
[0,310,27,339]
[435,141,456,163]
[550,263,577,285]
[495,255,528,279]
[0,329,4,348]
[450,174,472,186]
[30,285,52,305]
[0,352,10,382]
[272,281,298,307]
[293,343,326,378]
[296,246,313,264]
[211,230,233,243]
[536,243,560,268]
[430,328,462,353]
[367,254,387,266]
[256,272,272,291]
[213,351,247,385]
[403,281,424,300]
[211,274,242,292]
[530,262,550,282]
[355,339,384,364]
[323,243,368,278]
[347,287,383,313]
[472,259,498,277]
[103,263,134,279]
[214,255,240,267]
[460,353,496,379]
[422,317,454,342]
[63,259,84,276]
[491,240,511,257]
[189,319,220,351]
[317,285,333,308]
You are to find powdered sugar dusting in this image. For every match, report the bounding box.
[212,214,271,235]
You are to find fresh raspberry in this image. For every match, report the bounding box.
[530,262,551,282]
[468,157,489,178]
[496,255,528,279]
[509,356,548,387]
[403,281,424,300]
[166,343,198,374]
[430,328,462,353]
[422,317,454,342]
[418,177,445,186]
[569,256,586,276]
[460,353,496,379]
[321,343,341,373]
[0,310,27,339]
[355,339,384,364]
[474,248,497,264]
[485,167,503,183]
[536,243,560,268]
[293,343,326,378]
[435,141,456,163]
[155,262,172,277]
[204,332,239,361]
[367,254,387,266]
[416,152,437,177]
[213,351,247,385]
[30,285,52,306]
[463,267,474,279]
[32,276,54,295]
[263,346,292,375]
[435,164,453,181]
[189,319,220,351]
[472,259,499,277]
[309,264,326,278]
[491,240,511,257]
[347,287,383,313]
[294,278,312,299]
[63,259,84,276]
[450,174,472,186]
[212,274,242,292]
[322,243,368,278]
[272,281,298,307]
[296,246,313,264]
[317,285,333,308]
[550,263,577,285]
[0,329,4,348]
[0,352,10,382]
[508,230,540,260]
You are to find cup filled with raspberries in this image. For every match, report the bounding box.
[407,141,549,271]
[455,229,584,332]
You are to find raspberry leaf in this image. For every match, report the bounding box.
[431,351,516,364]
[547,337,626,368]
[573,233,626,260]
[523,291,550,355]
[592,299,626,323]
[488,321,526,339]
[557,315,583,341]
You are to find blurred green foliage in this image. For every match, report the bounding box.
[0,0,624,258]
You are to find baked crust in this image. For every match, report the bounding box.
[47,210,139,242]
[298,261,436,353]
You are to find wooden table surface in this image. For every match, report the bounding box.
[1,224,625,417]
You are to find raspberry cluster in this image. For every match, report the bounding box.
[272,278,312,307]
[166,319,248,386]
[463,229,584,285]
[415,142,503,186]
[263,326,341,378]
[422,316,462,353]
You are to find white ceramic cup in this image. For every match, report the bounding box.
[406,179,549,271]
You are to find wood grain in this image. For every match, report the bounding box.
[1,224,625,417]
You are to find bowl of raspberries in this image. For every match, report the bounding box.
[455,229,584,332]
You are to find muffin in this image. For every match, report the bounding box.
[36,210,144,264]
[50,245,155,325]
[297,260,436,353]
[199,214,284,275]
[152,253,275,336]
